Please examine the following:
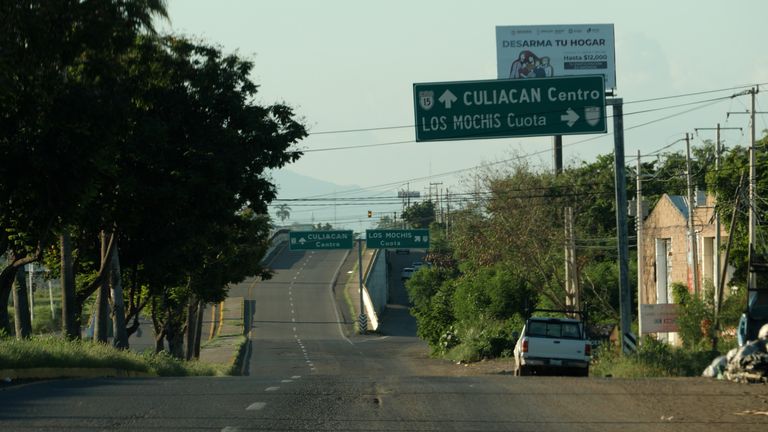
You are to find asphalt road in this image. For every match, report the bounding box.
[2,246,768,431]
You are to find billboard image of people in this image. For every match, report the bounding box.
[496,24,616,90]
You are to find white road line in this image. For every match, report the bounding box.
[293,327,297,332]
[222,427,240,432]
[292,318,295,322]
[246,402,266,411]
[291,375,301,379]
[281,379,293,383]
[265,386,279,392]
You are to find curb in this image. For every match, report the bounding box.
[0,367,156,380]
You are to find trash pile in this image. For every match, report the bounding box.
[703,324,768,383]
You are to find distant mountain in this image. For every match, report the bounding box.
[267,169,400,230]
[269,169,361,199]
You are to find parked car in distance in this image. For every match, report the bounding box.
[400,267,414,281]
[513,315,591,377]
[411,261,423,270]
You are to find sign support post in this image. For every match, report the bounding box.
[357,238,367,333]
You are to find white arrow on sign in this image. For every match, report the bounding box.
[438,90,458,109]
[298,238,306,244]
[561,108,580,127]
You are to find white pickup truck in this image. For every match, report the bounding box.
[513,316,591,376]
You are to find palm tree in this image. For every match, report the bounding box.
[276,204,291,223]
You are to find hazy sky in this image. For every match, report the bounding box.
[161,0,768,227]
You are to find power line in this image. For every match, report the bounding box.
[304,82,768,137]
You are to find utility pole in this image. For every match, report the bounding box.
[636,150,644,338]
[430,182,443,223]
[685,133,701,296]
[727,87,764,294]
[564,207,579,315]
[694,123,741,311]
[608,97,634,354]
[553,135,563,174]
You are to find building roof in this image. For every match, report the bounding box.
[667,195,689,220]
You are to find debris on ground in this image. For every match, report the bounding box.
[703,324,768,383]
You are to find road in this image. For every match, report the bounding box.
[2,246,768,431]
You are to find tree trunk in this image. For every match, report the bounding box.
[110,243,129,349]
[185,297,198,361]
[193,299,205,359]
[167,319,185,359]
[60,231,79,339]
[0,265,17,335]
[94,232,110,343]
[12,266,32,339]
[151,300,165,353]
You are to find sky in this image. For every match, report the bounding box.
[160,0,768,229]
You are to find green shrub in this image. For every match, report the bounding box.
[590,337,720,378]
[445,316,523,362]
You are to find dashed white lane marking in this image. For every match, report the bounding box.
[293,327,297,332]
[292,318,296,322]
[222,427,240,432]
[281,379,293,383]
[265,386,279,392]
[246,402,266,411]
[292,375,301,379]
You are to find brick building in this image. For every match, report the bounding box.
[640,194,732,341]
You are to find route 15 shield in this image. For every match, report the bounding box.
[419,91,434,111]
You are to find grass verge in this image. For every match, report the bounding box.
[590,337,725,378]
[0,336,224,377]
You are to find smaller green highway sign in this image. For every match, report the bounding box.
[413,75,606,142]
[366,229,430,249]
[289,230,353,250]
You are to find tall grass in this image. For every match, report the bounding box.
[590,337,724,378]
[0,336,224,376]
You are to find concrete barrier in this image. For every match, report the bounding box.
[360,248,388,331]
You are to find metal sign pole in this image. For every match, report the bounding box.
[358,238,367,333]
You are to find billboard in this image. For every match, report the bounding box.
[496,24,616,90]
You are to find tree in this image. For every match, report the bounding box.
[402,201,436,228]
[275,204,291,223]
[0,0,168,337]
[104,35,305,356]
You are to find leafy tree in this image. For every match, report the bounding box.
[402,200,435,228]
[0,0,168,337]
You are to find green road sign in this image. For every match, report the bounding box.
[366,229,430,249]
[413,75,606,142]
[289,230,353,250]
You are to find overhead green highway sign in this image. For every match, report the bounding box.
[366,229,430,249]
[413,75,606,142]
[289,230,353,250]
